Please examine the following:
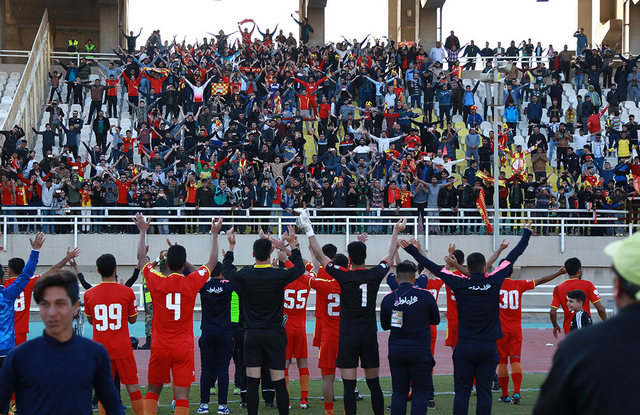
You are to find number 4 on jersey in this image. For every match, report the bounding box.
[166,293,181,320]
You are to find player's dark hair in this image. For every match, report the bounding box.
[166,244,187,272]
[212,261,223,277]
[7,257,25,275]
[33,270,79,304]
[466,252,486,273]
[96,254,117,278]
[396,260,418,280]
[564,257,582,276]
[347,241,366,265]
[322,244,338,260]
[452,249,465,265]
[567,289,586,304]
[333,253,349,268]
[253,238,272,262]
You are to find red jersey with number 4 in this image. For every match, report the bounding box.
[309,274,341,337]
[551,278,602,334]
[284,274,312,329]
[84,282,138,359]
[143,263,210,349]
[4,275,40,334]
[499,278,536,334]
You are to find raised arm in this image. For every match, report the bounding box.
[206,217,223,271]
[381,219,406,264]
[40,246,81,278]
[486,239,509,268]
[534,267,565,286]
[4,233,45,301]
[133,213,150,268]
[503,223,533,264]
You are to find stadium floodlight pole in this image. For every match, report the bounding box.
[492,56,502,252]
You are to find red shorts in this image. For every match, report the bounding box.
[445,319,458,347]
[313,318,324,348]
[318,332,339,370]
[14,333,27,346]
[111,354,139,385]
[430,325,437,355]
[497,331,523,361]
[286,325,308,360]
[148,346,195,388]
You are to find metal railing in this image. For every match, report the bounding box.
[1,10,52,131]
[3,206,636,253]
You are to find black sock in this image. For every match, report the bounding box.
[273,378,289,415]
[343,379,357,415]
[247,377,260,415]
[367,377,385,415]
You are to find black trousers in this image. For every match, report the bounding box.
[88,100,102,122]
[389,345,434,415]
[453,341,498,415]
[232,323,246,399]
[199,328,233,405]
[106,96,118,117]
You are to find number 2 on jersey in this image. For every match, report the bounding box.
[327,293,340,316]
[166,293,181,320]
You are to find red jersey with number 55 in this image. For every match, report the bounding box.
[284,274,312,329]
[309,274,341,337]
[84,282,138,359]
[143,263,210,349]
[499,278,536,335]
[4,275,40,335]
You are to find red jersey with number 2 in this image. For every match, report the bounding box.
[309,274,341,338]
[143,263,210,349]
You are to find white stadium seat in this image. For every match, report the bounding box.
[1,96,12,105]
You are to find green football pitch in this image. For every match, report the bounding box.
[121,373,547,414]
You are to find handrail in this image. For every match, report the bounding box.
[1,10,52,136]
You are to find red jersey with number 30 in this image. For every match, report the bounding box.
[4,275,40,335]
[143,263,210,349]
[284,274,312,329]
[499,278,536,335]
[84,282,138,359]
[309,274,341,337]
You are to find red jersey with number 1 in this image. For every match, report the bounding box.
[84,282,138,359]
[499,278,536,335]
[284,274,312,329]
[143,263,210,349]
[4,275,40,334]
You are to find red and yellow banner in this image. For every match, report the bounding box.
[476,188,493,234]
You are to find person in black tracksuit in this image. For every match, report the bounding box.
[221,229,305,415]
[403,226,532,415]
[381,261,440,415]
[198,262,235,414]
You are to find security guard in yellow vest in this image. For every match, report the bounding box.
[138,273,153,349]
[84,39,96,59]
[67,35,79,53]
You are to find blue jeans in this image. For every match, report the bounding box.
[41,208,55,234]
[157,218,169,235]
[575,74,584,90]
[2,206,15,233]
[548,139,556,161]
[594,156,605,172]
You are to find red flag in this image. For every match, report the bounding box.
[476,188,493,234]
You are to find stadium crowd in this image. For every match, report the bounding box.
[1,21,640,237]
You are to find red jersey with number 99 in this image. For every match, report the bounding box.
[143,263,210,349]
[84,282,138,359]
[499,278,536,334]
[4,276,40,335]
[284,274,312,329]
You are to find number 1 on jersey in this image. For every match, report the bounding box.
[359,283,368,307]
[166,293,181,320]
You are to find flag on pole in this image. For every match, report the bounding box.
[476,188,493,234]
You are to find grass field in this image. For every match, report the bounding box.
[119,373,547,414]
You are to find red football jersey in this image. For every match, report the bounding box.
[551,278,602,334]
[284,274,312,329]
[4,275,40,334]
[309,274,341,336]
[499,278,536,334]
[444,284,458,322]
[426,278,444,302]
[143,263,210,349]
[84,282,138,359]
